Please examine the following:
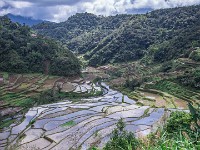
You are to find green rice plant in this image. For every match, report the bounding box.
[0,119,16,128]
[12,97,35,107]
[3,72,9,80]
[122,95,124,103]
[61,120,76,127]
[17,83,31,89]
[145,80,199,102]
[88,146,99,150]
[37,75,48,84]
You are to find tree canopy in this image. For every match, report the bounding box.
[0,16,81,76]
[33,5,200,66]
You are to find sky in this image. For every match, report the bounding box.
[0,0,200,22]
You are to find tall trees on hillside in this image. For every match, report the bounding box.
[0,16,81,76]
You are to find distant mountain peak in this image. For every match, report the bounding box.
[6,14,45,26]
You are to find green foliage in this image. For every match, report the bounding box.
[145,80,200,101]
[165,111,192,134]
[145,131,197,150]
[34,5,200,66]
[124,78,142,90]
[34,90,60,105]
[122,95,124,103]
[3,72,9,80]
[88,147,99,150]
[101,112,199,150]
[160,61,173,72]
[189,48,200,61]
[61,120,76,127]
[108,69,123,78]
[58,88,103,100]
[188,103,200,129]
[103,119,139,150]
[0,119,16,128]
[165,110,199,145]
[50,55,81,76]
[33,13,131,55]
[177,69,200,89]
[0,16,80,76]
[13,98,35,108]
[30,119,36,125]
[142,110,199,150]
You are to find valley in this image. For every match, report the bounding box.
[0,3,200,150]
[0,63,198,149]
[0,69,169,150]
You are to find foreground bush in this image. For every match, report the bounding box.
[94,107,199,150]
[103,119,139,150]
[144,109,199,150]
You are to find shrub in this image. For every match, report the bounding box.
[34,89,60,105]
[124,78,142,90]
[160,61,173,72]
[166,108,199,145]
[189,49,200,61]
[165,111,192,134]
[103,119,139,150]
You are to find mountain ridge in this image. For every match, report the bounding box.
[6,14,45,26]
[33,5,200,66]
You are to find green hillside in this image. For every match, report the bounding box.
[0,16,81,76]
[33,13,131,55]
[33,5,200,66]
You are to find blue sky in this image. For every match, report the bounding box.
[0,0,200,22]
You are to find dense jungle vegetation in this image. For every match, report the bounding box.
[33,5,200,66]
[0,16,81,76]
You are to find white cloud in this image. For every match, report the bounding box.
[131,0,200,9]
[131,0,168,9]
[7,1,32,8]
[0,1,5,7]
[0,0,200,22]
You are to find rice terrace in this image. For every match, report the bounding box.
[0,1,200,150]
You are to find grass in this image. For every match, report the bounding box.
[37,75,48,84]
[17,83,31,89]
[30,119,36,125]
[145,110,199,149]
[0,92,20,99]
[145,80,200,102]
[0,73,55,108]
[115,87,140,101]
[143,131,197,150]
[12,97,35,107]
[94,90,103,96]
[3,72,9,80]
[0,119,16,128]
[61,120,76,127]
[143,108,150,116]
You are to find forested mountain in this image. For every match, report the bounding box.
[33,13,131,54]
[0,16,81,76]
[33,5,200,66]
[7,14,44,26]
